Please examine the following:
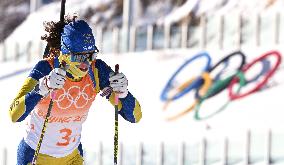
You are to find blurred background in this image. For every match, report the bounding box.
[1,0,284,164]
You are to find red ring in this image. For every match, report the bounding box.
[228,50,282,100]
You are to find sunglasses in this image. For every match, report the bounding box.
[62,42,99,63]
[70,49,99,63]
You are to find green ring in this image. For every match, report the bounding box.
[194,71,246,120]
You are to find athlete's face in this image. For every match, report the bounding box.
[59,52,97,79]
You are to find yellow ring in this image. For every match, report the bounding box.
[164,72,212,121]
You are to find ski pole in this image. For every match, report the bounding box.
[114,64,119,165]
[32,62,68,165]
[32,1,66,162]
[32,60,68,164]
[31,91,55,165]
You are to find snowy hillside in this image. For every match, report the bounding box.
[4,0,284,46]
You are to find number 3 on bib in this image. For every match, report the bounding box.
[56,128,74,146]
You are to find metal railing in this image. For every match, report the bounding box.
[84,129,284,165]
[1,129,283,165]
[0,11,283,62]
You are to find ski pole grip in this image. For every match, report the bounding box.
[114,64,119,105]
[115,64,119,74]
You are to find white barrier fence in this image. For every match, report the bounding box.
[1,129,283,165]
[1,11,284,62]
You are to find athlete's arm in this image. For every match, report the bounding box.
[95,59,142,123]
[9,60,52,122]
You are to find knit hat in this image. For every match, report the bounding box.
[61,20,97,54]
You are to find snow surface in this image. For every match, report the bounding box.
[1,47,284,164]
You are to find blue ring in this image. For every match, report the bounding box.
[160,52,211,101]
[245,59,271,84]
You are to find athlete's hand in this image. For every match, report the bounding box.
[37,68,66,97]
[109,72,128,98]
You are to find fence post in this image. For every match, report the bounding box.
[112,27,119,54]
[147,25,153,50]
[136,142,143,165]
[244,130,251,165]
[157,142,164,165]
[26,41,32,62]
[275,12,280,45]
[200,15,207,50]
[221,137,228,165]
[164,23,170,49]
[96,26,103,54]
[199,137,207,165]
[178,142,185,165]
[38,41,44,59]
[30,0,42,13]
[129,26,136,52]
[15,42,20,61]
[2,42,7,62]
[0,44,2,62]
[265,129,272,165]
[237,13,242,50]
[219,15,224,50]
[181,23,188,49]
[256,13,261,47]
[3,147,7,165]
[122,0,131,52]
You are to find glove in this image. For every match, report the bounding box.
[37,68,66,97]
[109,72,128,98]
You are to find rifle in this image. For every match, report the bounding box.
[43,0,66,58]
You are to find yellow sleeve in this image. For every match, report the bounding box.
[108,92,142,123]
[9,77,39,122]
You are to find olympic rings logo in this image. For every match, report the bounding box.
[52,84,95,110]
[160,50,282,121]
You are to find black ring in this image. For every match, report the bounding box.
[195,51,246,100]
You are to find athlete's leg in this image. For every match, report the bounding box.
[18,140,84,165]
[78,143,83,157]
[32,148,83,165]
[68,149,84,165]
[17,139,35,165]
